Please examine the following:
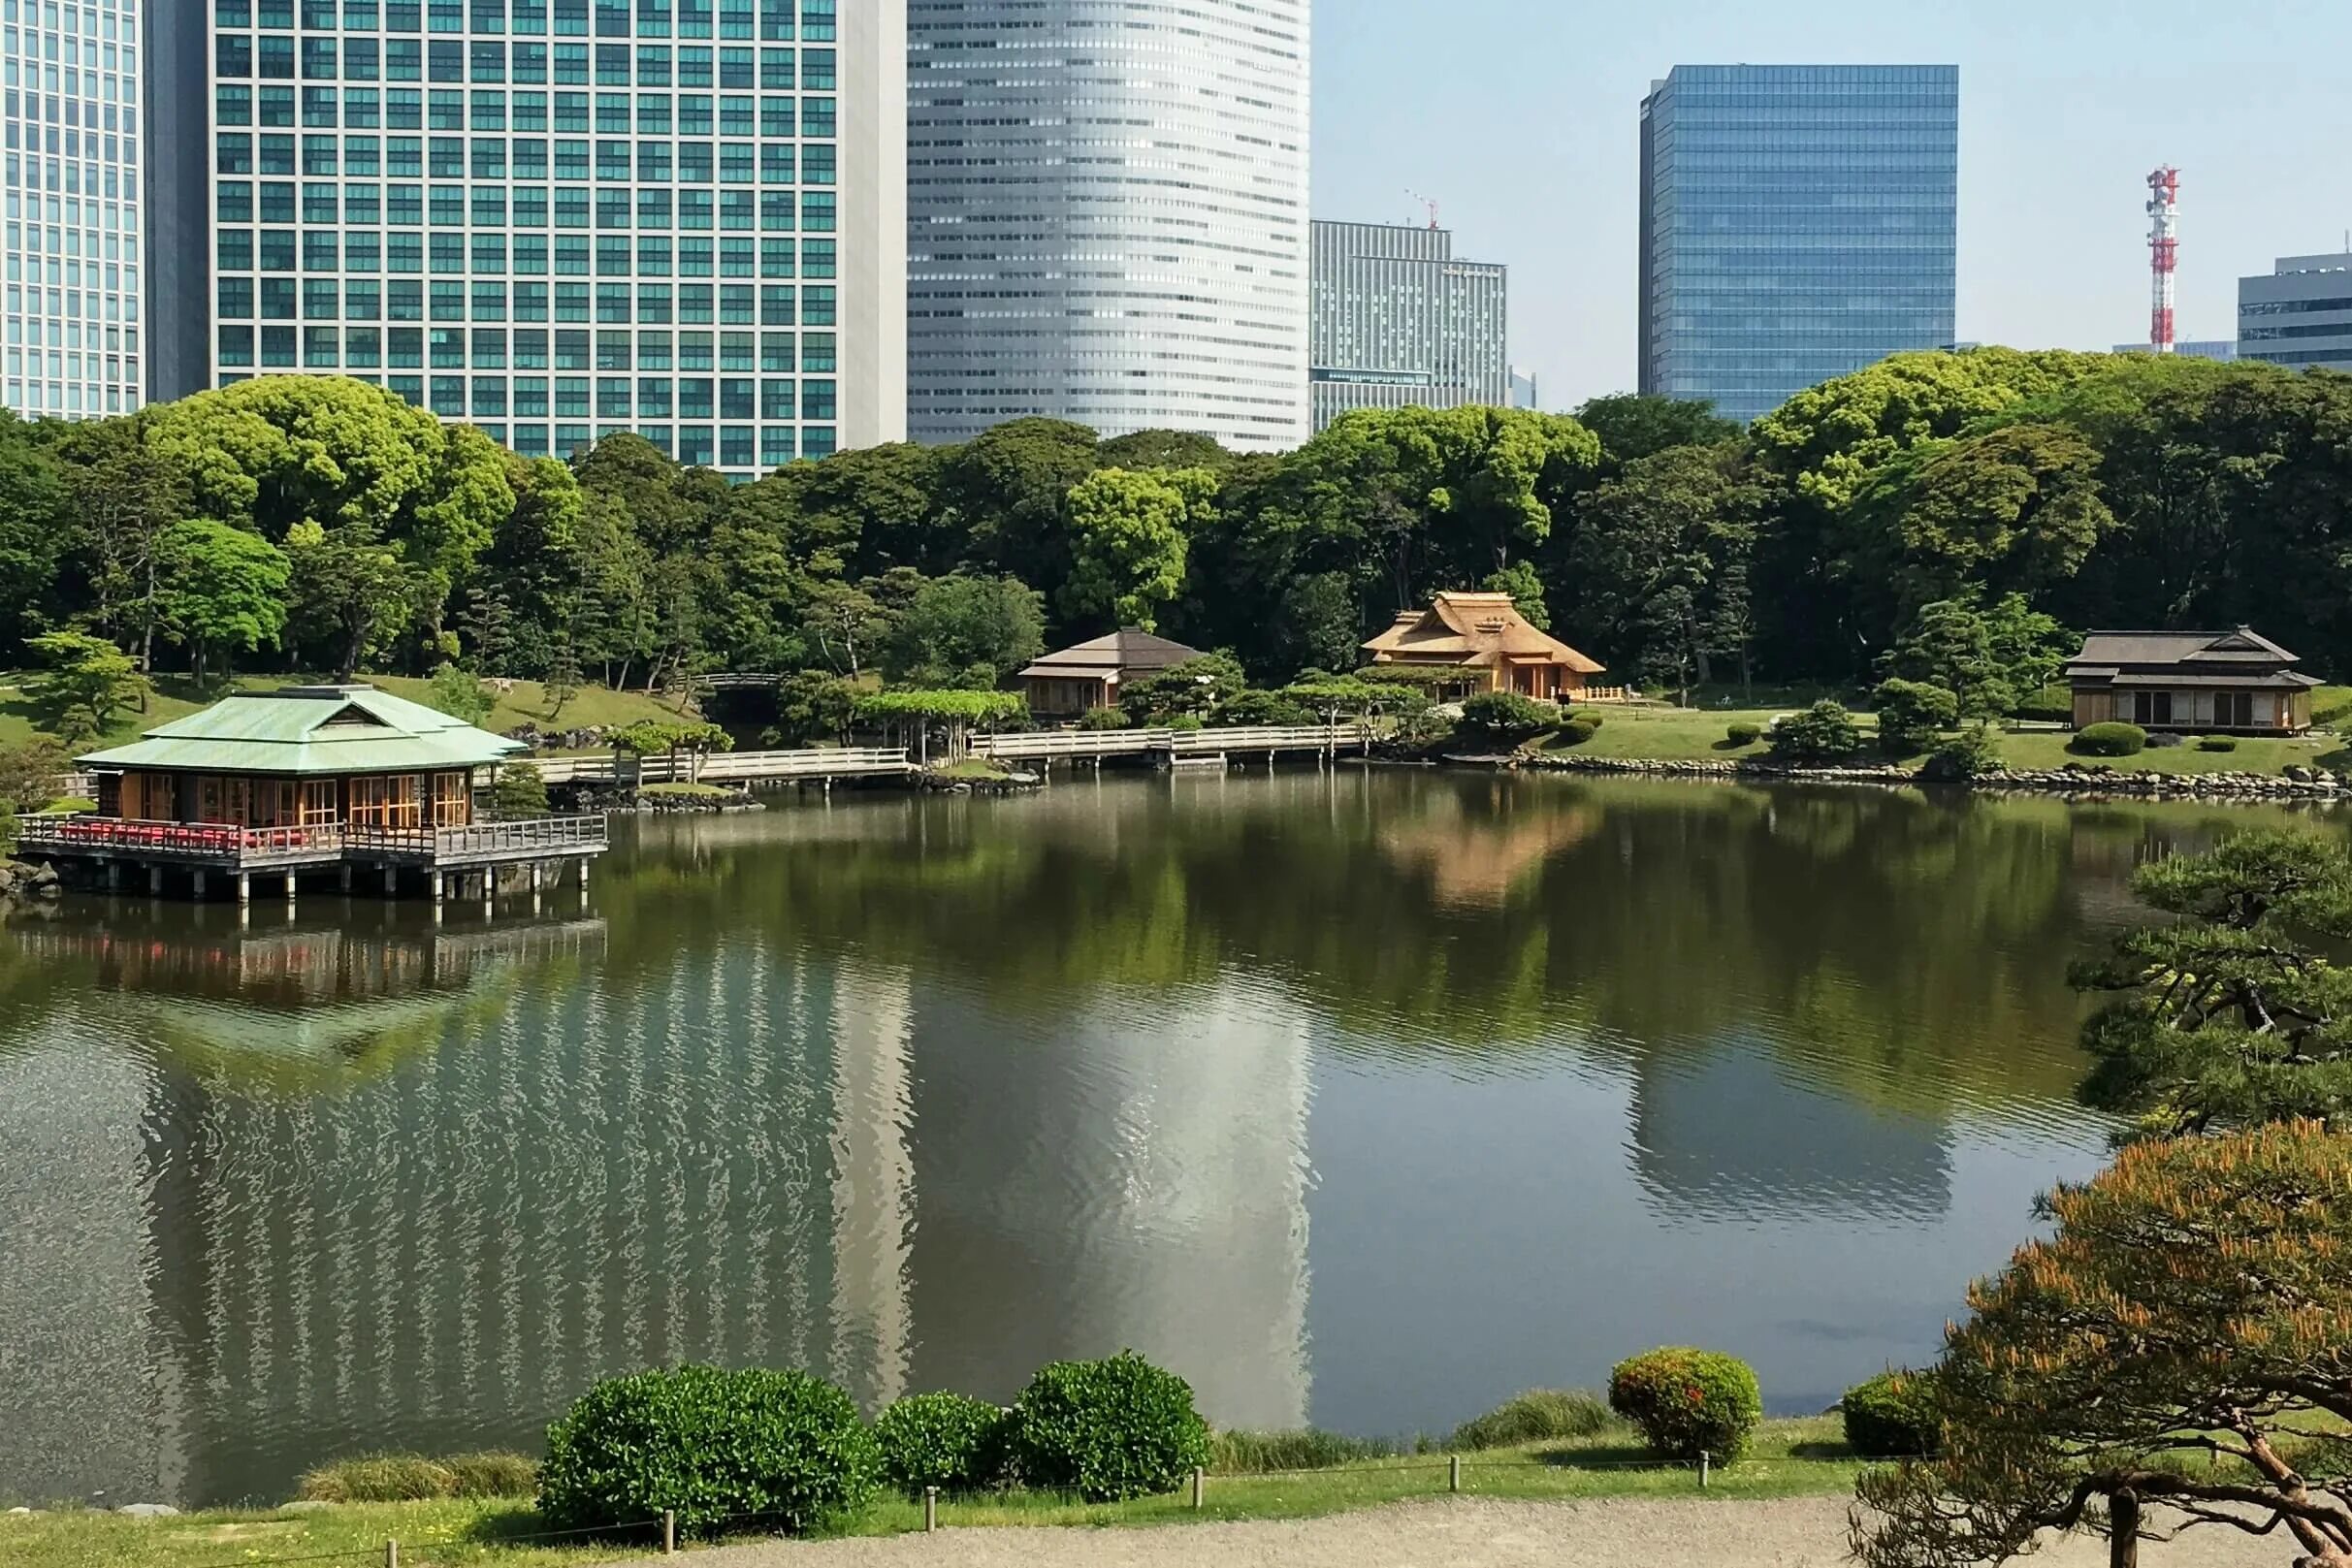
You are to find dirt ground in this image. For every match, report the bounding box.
[614,1495,2288,1568]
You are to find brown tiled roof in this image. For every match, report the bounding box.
[1018,628,1204,681]
[1362,592,1604,674]
[2067,628,2301,669]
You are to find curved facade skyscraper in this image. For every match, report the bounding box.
[907,1,1309,452]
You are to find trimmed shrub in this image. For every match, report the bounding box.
[1457,690,1556,745]
[2073,721,2147,757]
[1564,708,1606,730]
[298,1455,461,1503]
[1078,706,1133,730]
[875,1392,1013,1495]
[1768,701,1864,764]
[2197,735,2239,752]
[1871,679,1959,755]
[1725,721,1763,747]
[1009,1352,1211,1501]
[540,1364,881,1538]
[491,761,549,821]
[1166,714,1205,732]
[1558,718,1598,746]
[2011,683,2075,723]
[1607,1348,1763,1462]
[1841,1371,1941,1459]
[1921,724,2003,783]
[1450,1390,1613,1452]
[1209,1428,1401,1472]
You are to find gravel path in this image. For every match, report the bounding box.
[613,1495,2285,1568]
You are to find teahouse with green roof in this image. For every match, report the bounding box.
[20,685,605,904]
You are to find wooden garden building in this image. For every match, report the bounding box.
[2063,629,2319,735]
[1361,592,1608,702]
[1018,629,1206,718]
[17,685,606,903]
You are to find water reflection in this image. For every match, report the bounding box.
[0,772,2336,1505]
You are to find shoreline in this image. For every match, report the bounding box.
[1443,750,2351,803]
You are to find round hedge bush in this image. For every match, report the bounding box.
[1725,721,1763,747]
[1607,1348,1763,1462]
[2073,721,2147,757]
[1558,718,1598,746]
[1564,708,1606,730]
[1841,1371,1941,1459]
[540,1364,881,1538]
[876,1392,1013,1495]
[1457,690,1557,744]
[1009,1352,1211,1501]
[2197,735,2239,752]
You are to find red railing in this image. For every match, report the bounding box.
[14,816,344,862]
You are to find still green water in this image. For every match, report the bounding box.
[0,770,2326,1506]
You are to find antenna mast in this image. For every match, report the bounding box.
[1404,189,1439,231]
[2146,167,2179,354]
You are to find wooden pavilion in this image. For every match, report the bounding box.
[1361,592,1607,702]
[1018,629,1206,718]
[17,685,606,904]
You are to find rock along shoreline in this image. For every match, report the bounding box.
[1448,752,2351,803]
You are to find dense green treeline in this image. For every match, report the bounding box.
[5,349,2351,706]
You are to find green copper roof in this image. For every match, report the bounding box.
[81,686,525,776]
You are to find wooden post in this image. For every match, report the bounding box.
[385,1539,399,1568]
[192,869,207,900]
[1191,1467,1205,1510]
[236,872,251,905]
[661,1510,676,1555]
[105,860,121,891]
[1699,1451,1711,1489]
[384,865,398,897]
[149,865,163,895]
[285,871,298,909]
[1449,1455,1461,1492]
[923,1487,938,1533]
[340,863,353,893]
[429,870,443,904]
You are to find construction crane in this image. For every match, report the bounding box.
[1405,189,1439,231]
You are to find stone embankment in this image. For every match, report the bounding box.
[1479,752,2349,801]
[0,857,60,907]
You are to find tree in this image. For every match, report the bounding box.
[936,417,1101,598]
[769,669,861,747]
[1120,653,1246,723]
[1854,1119,2352,1568]
[2071,832,2352,1141]
[1572,394,1741,474]
[490,760,549,820]
[1881,592,2072,720]
[799,577,891,679]
[1481,562,1552,630]
[1061,467,1215,631]
[1570,441,1762,697]
[609,718,733,782]
[0,734,69,809]
[544,636,584,722]
[283,521,422,682]
[1872,678,1959,754]
[879,572,1046,688]
[55,416,189,673]
[1768,700,1864,764]
[22,630,145,745]
[155,520,291,685]
[425,661,498,726]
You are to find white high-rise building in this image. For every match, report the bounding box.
[1,0,145,419]
[152,0,903,476]
[906,0,1309,452]
[1308,219,1507,432]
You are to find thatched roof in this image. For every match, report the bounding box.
[1361,592,1604,673]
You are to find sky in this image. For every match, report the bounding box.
[1309,0,2352,410]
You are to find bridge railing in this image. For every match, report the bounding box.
[974,729,1168,758]
[514,748,914,785]
[1168,723,1368,753]
[14,816,346,864]
[344,816,609,862]
[974,723,1369,759]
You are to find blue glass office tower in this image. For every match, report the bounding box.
[1637,65,1957,424]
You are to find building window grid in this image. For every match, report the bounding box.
[1,0,145,419]
[207,8,830,467]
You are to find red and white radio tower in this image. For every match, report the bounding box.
[2146,166,2180,354]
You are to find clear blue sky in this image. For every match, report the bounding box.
[1311,0,2352,410]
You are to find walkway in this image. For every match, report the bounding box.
[610,1496,2279,1568]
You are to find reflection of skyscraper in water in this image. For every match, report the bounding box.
[904,979,1311,1432]
[1629,1040,1950,1222]
[828,968,917,1415]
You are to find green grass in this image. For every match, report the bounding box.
[29,797,95,816]
[0,1419,1863,1567]
[1521,702,2347,778]
[926,757,1017,781]
[0,672,690,751]
[638,782,740,800]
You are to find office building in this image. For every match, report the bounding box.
[907,0,1310,452]
[1308,219,1505,432]
[2239,254,2352,372]
[1638,64,1957,423]
[157,0,905,476]
[1508,366,1538,410]
[1,0,145,419]
[2111,339,2238,362]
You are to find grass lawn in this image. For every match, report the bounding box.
[0,673,692,752]
[0,1419,1864,1567]
[926,757,1017,782]
[639,782,741,800]
[1528,702,2348,778]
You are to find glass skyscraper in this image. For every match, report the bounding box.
[157,0,903,476]
[907,0,1309,453]
[1308,219,1507,433]
[1637,64,1957,425]
[1,0,145,420]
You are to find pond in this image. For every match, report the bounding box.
[0,770,2327,1506]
